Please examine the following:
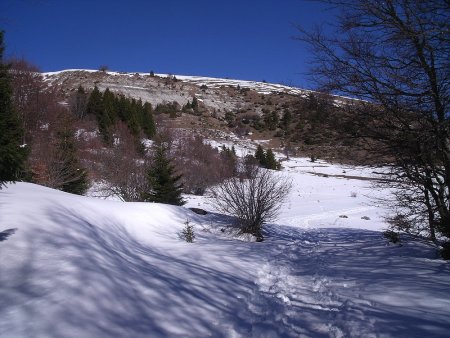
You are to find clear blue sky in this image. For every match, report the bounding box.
[1,0,336,89]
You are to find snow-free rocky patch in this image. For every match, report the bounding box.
[1,156,450,337]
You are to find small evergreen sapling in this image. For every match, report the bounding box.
[180,219,195,243]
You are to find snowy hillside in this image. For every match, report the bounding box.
[42,69,319,117]
[43,69,310,96]
[163,74,310,96]
[1,157,449,337]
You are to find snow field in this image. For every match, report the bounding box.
[1,154,450,337]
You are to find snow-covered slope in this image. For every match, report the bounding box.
[167,74,310,96]
[43,69,310,96]
[1,158,450,337]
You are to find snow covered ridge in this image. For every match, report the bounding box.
[167,74,311,96]
[43,69,311,96]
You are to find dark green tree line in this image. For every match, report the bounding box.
[84,86,156,143]
[0,31,28,188]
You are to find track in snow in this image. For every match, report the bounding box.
[244,225,450,338]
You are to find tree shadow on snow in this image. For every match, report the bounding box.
[0,205,266,338]
[259,224,450,338]
[0,228,17,242]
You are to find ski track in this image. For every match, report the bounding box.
[244,227,383,338]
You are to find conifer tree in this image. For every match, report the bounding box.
[142,102,156,139]
[51,117,89,195]
[264,111,279,131]
[127,98,140,136]
[143,141,185,205]
[254,145,280,170]
[191,96,199,110]
[0,31,27,188]
[265,149,280,170]
[102,88,117,125]
[116,95,128,122]
[280,110,292,132]
[86,86,102,116]
[255,145,267,167]
[86,86,111,143]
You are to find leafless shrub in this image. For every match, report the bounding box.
[209,166,292,241]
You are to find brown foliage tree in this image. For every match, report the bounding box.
[172,135,236,195]
[30,113,89,194]
[91,121,149,201]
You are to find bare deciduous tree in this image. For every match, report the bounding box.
[298,0,450,241]
[172,134,236,195]
[91,121,149,201]
[69,85,88,119]
[30,114,89,194]
[209,166,292,241]
[9,59,60,144]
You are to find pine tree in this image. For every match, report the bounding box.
[143,142,185,205]
[254,145,280,170]
[86,86,102,116]
[141,102,156,139]
[265,149,280,170]
[280,110,292,132]
[116,95,128,122]
[127,98,140,136]
[191,96,198,109]
[51,118,89,195]
[264,111,279,130]
[86,86,111,143]
[102,88,117,125]
[0,31,28,188]
[255,145,267,167]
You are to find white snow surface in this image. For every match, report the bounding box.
[1,157,450,338]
